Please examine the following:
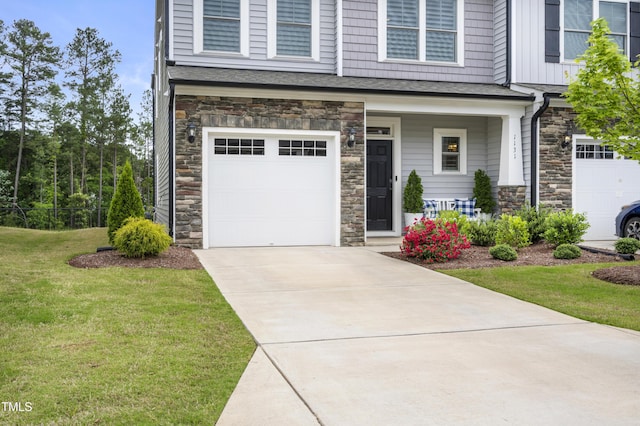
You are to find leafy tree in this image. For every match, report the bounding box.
[4,19,60,206]
[0,169,13,207]
[107,160,144,244]
[64,27,121,194]
[565,18,640,162]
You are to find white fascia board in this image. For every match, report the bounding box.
[174,85,528,117]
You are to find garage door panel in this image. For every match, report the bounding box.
[207,135,337,247]
[575,141,640,240]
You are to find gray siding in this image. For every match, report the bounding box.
[342,0,495,83]
[400,114,490,198]
[171,0,336,73]
[154,0,171,230]
[513,1,579,85]
[487,116,502,205]
[522,105,534,202]
[493,0,508,84]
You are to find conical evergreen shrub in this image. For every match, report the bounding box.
[473,169,496,214]
[107,160,145,244]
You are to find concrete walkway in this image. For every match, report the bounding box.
[195,247,640,425]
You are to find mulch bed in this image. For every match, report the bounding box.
[383,242,640,286]
[68,246,203,270]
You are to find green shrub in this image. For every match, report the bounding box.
[107,160,145,244]
[489,244,518,261]
[543,209,590,246]
[113,217,172,258]
[495,214,530,249]
[437,209,470,235]
[614,238,640,254]
[515,202,551,243]
[27,202,62,230]
[553,244,582,259]
[466,218,497,246]
[472,169,496,214]
[403,170,424,213]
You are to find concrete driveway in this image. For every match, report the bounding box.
[195,246,640,425]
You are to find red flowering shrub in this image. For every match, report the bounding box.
[400,218,471,263]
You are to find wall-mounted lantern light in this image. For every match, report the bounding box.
[562,133,572,149]
[348,127,356,148]
[186,121,197,143]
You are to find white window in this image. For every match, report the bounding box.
[379,0,464,65]
[194,0,249,56]
[268,0,320,60]
[564,0,628,60]
[433,128,467,175]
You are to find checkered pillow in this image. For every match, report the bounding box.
[423,199,439,218]
[455,198,477,217]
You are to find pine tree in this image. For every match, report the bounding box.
[473,169,496,213]
[107,160,144,244]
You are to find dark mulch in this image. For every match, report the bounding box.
[383,243,640,286]
[68,246,203,270]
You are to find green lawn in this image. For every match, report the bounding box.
[441,262,640,331]
[0,227,255,425]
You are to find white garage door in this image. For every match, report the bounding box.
[574,140,640,240]
[204,132,338,247]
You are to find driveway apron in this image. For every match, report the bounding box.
[195,246,640,425]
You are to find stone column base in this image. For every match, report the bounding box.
[498,186,526,215]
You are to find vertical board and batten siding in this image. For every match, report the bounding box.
[399,114,493,198]
[513,1,579,85]
[171,0,336,73]
[342,0,495,83]
[493,0,508,84]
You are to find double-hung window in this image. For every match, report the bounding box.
[433,129,467,175]
[564,0,628,60]
[268,0,320,60]
[194,0,249,56]
[380,0,463,64]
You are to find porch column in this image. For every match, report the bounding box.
[498,113,525,186]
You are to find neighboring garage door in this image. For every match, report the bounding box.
[574,140,640,240]
[204,131,339,247]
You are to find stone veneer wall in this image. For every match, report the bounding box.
[173,95,365,248]
[497,185,526,214]
[538,107,576,210]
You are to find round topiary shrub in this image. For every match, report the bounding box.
[489,244,518,261]
[495,214,530,249]
[614,237,640,255]
[553,244,582,259]
[113,217,172,258]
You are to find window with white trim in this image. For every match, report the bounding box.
[575,141,615,158]
[379,0,464,65]
[268,0,320,60]
[564,0,628,60]
[194,0,249,56]
[433,128,467,174]
[278,140,327,156]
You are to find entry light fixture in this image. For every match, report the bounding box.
[186,121,197,143]
[348,127,356,148]
[562,132,572,149]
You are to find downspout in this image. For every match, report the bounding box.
[501,0,512,87]
[168,82,175,237]
[530,93,551,208]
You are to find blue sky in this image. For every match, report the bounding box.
[3,0,155,119]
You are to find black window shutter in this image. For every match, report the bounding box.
[630,3,640,62]
[545,0,561,63]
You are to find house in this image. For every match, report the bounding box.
[153,0,640,248]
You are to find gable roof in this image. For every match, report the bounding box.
[167,66,534,101]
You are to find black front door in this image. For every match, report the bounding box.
[367,140,393,231]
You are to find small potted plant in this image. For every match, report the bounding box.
[403,169,424,227]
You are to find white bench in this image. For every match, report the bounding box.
[423,198,481,219]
